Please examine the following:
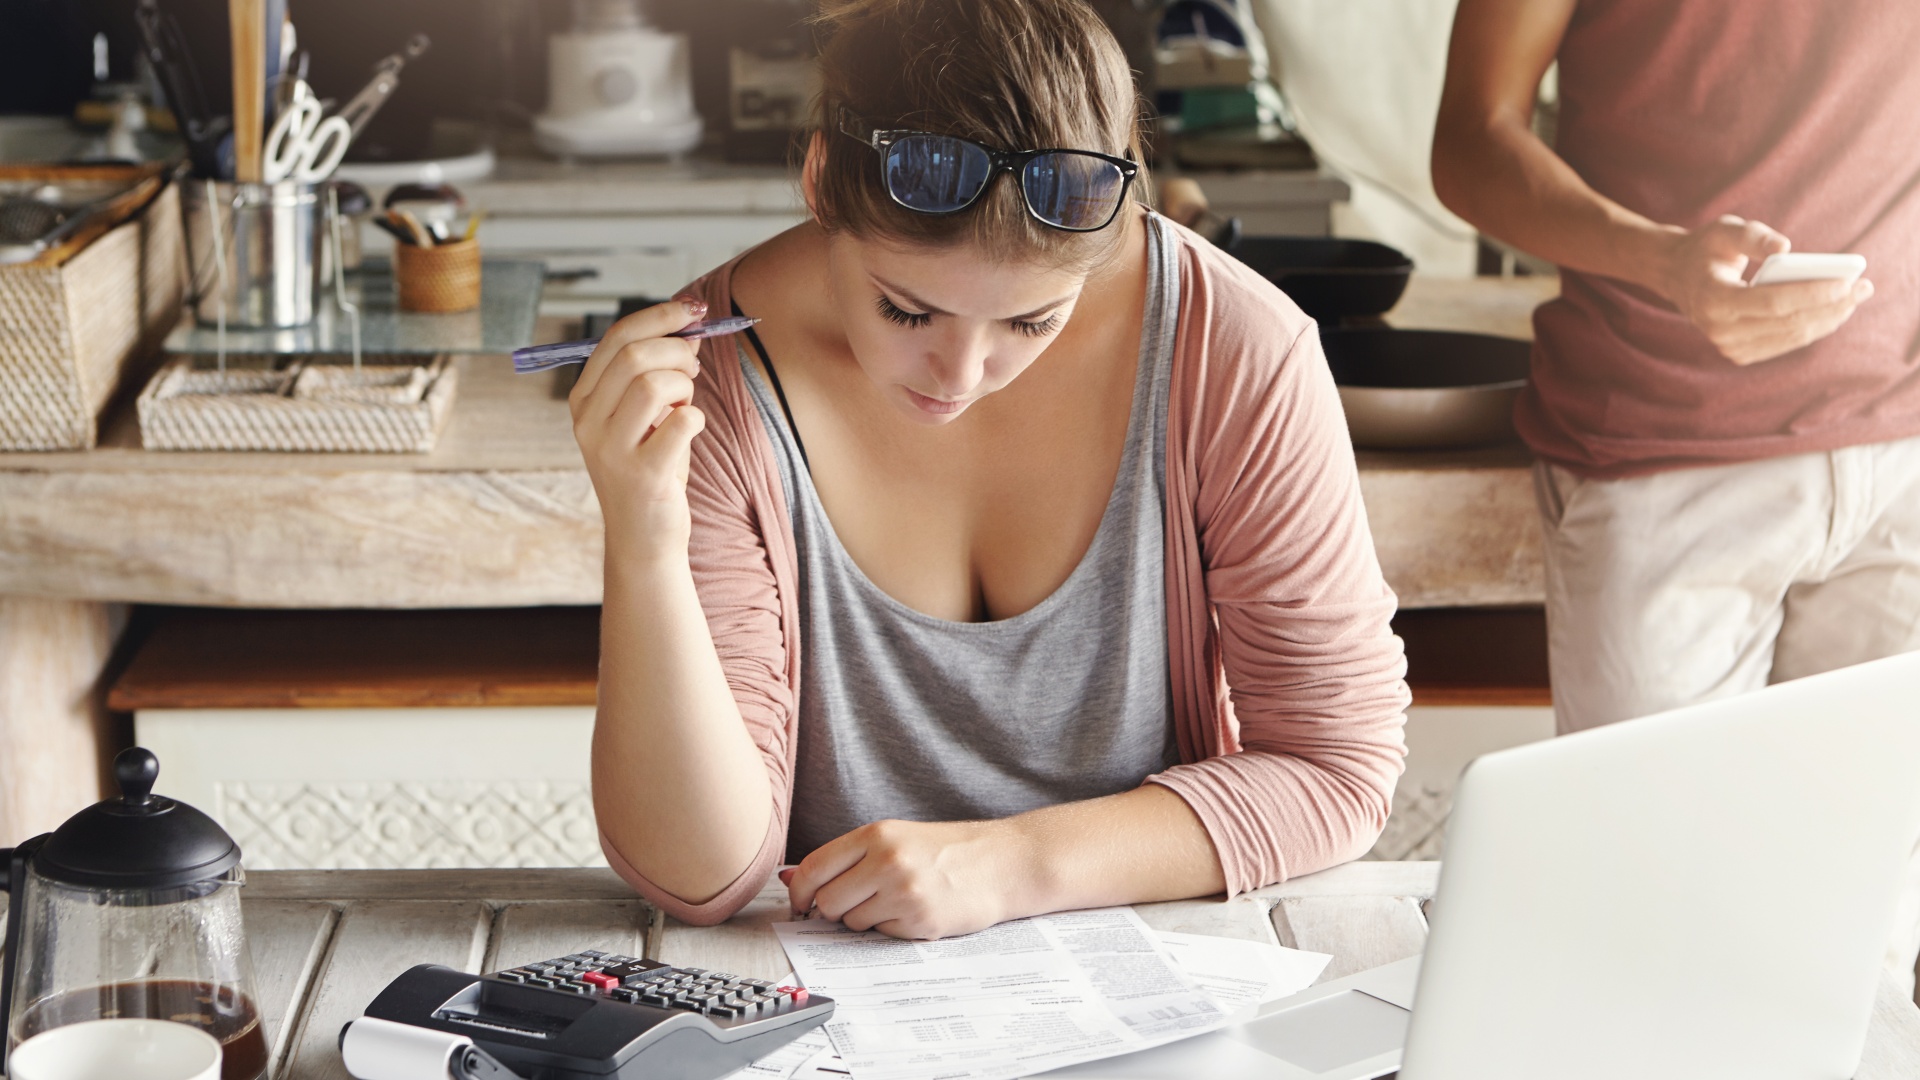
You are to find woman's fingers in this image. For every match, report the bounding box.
[811,861,884,927]
[564,298,712,553]
[574,336,699,426]
[788,831,874,916]
[642,404,706,487]
[602,368,696,450]
[838,893,904,935]
[571,298,704,405]
[781,821,1017,940]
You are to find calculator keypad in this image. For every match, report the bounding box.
[490,953,807,1023]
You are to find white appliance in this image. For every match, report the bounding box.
[534,0,704,159]
[1041,649,1920,1080]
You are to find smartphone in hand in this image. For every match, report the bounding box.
[1751,252,1867,287]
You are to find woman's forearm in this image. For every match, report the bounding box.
[1005,784,1226,914]
[593,545,773,903]
[783,784,1227,939]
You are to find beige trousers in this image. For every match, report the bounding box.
[1535,433,1920,994]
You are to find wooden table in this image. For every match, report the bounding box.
[0,277,1555,612]
[124,862,1918,1079]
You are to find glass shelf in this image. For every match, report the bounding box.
[164,260,545,357]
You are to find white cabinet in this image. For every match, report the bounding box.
[136,706,602,870]
[450,158,807,315]
[479,212,804,313]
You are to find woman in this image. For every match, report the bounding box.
[573,0,1408,938]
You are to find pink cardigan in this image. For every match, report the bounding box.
[602,219,1411,925]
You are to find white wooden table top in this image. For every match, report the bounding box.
[169,861,1919,1079]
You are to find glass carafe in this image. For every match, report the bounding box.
[2,748,266,1080]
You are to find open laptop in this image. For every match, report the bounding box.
[1042,650,1920,1080]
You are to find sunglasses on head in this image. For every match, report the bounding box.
[837,109,1140,233]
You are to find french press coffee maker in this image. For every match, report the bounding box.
[2,748,266,1080]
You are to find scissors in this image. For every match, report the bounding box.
[263,79,350,185]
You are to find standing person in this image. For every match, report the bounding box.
[573,0,1409,937]
[1433,0,1920,987]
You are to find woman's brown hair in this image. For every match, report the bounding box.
[808,0,1149,271]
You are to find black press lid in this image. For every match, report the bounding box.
[34,747,242,890]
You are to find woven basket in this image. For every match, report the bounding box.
[136,353,458,453]
[395,238,481,313]
[0,172,183,450]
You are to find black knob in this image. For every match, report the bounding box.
[115,747,160,805]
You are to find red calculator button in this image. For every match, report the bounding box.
[776,985,809,1003]
[581,971,620,990]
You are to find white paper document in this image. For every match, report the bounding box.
[734,1021,844,1080]
[771,907,1344,1076]
[773,909,1291,1080]
[739,929,1333,1080]
[1152,931,1331,1013]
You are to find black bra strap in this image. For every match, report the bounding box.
[732,298,810,472]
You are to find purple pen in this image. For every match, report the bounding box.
[511,316,761,374]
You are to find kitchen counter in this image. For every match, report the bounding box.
[0,275,1554,608]
[0,274,1556,839]
[1362,273,1556,609]
[3,860,1911,1079]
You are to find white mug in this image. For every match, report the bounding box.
[9,1018,222,1080]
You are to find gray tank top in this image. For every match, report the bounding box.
[742,214,1182,861]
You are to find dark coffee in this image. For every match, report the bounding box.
[17,980,269,1080]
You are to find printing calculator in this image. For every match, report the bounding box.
[351,950,835,1080]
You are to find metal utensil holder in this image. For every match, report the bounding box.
[182,179,321,331]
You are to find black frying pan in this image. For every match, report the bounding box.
[1226,237,1416,322]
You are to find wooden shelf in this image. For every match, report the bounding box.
[1394,606,1551,707]
[109,604,1546,712]
[108,606,599,711]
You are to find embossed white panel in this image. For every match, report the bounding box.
[135,706,601,869]
[218,780,603,869]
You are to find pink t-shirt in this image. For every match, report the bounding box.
[1522,0,1920,478]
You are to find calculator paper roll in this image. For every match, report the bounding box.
[340,1016,470,1080]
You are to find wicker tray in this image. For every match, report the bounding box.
[136,354,457,453]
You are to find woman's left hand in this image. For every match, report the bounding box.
[781,819,1044,940]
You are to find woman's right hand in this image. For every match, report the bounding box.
[570,297,709,559]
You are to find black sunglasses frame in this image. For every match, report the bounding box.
[838,109,1140,233]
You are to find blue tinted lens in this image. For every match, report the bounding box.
[1022,153,1126,230]
[884,136,994,213]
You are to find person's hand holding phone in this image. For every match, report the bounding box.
[1656,214,1874,366]
[569,298,707,559]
